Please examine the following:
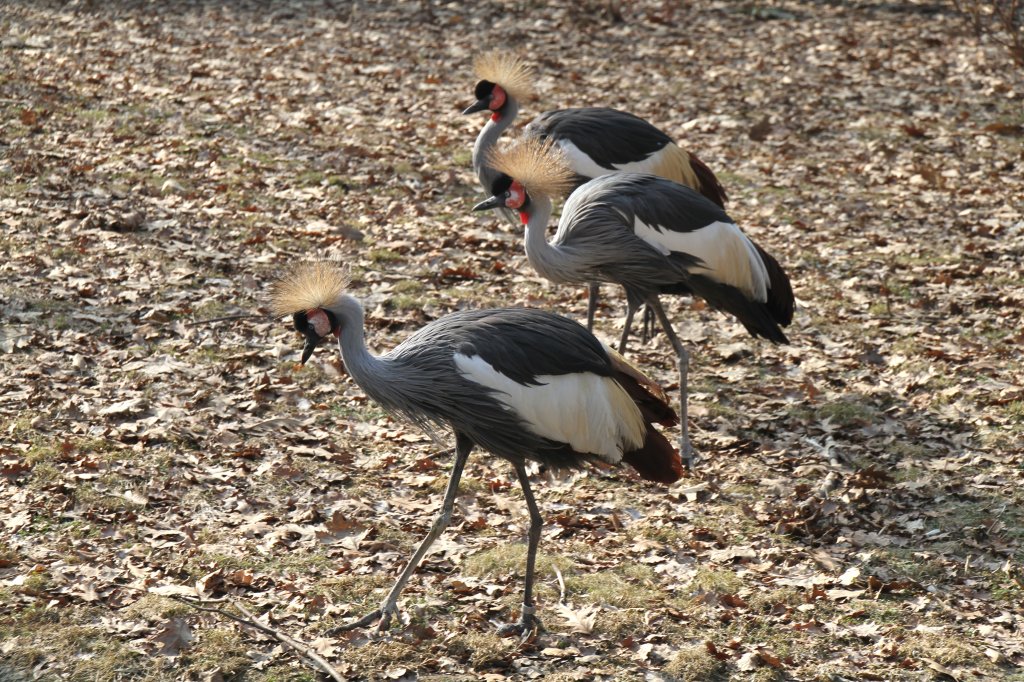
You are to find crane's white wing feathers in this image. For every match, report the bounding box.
[453,353,644,462]
[633,218,770,302]
[556,140,671,178]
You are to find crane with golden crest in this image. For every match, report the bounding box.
[474,138,795,465]
[271,261,681,634]
[465,51,730,333]
[464,51,727,220]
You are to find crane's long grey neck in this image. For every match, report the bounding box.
[523,194,581,285]
[326,294,443,446]
[472,98,519,190]
[328,295,388,390]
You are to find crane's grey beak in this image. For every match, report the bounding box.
[462,99,489,115]
[473,195,503,212]
[299,330,322,365]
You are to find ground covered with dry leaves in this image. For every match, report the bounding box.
[2,1,1023,680]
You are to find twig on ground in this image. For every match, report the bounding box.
[426,446,455,460]
[187,313,271,327]
[169,595,344,682]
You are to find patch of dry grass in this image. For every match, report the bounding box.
[664,644,729,680]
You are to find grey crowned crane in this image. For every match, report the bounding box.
[464,51,728,331]
[463,51,727,209]
[271,262,680,635]
[473,139,794,465]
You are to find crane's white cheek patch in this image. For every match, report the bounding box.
[308,309,333,336]
[453,353,644,462]
[633,219,769,302]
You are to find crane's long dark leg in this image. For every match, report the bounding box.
[640,304,657,344]
[618,299,642,354]
[330,435,472,634]
[497,461,544,636]
[586,282,600,332]
[646,298,696,468]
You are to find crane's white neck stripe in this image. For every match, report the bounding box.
[633,219,770,302]
[452,353,644,462]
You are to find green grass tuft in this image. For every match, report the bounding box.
[690,567,744,594]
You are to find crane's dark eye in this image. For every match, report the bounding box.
[473,80,495,99]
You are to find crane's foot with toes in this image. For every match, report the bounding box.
[327,605,397,635]
[680,441,697,470]
[496,604,541,638]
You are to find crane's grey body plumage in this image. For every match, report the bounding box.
[566,171,730,228]
[332,295,631,471]
[529,173,793,342]
[521,193,691,294]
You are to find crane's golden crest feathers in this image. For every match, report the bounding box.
[487,137,575,199]
[473,51,534,101]
[270,261,349,317]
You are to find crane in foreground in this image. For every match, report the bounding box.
[464,51,728,330]
[271,261,681,635]
[473,138,794,465]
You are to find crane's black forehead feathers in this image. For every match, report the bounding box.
[474,80,496,99]
[489,173,513,196]
[292,311,309,333]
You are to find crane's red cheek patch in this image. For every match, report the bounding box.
[505,182,526,210]
[489,86,506,111]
